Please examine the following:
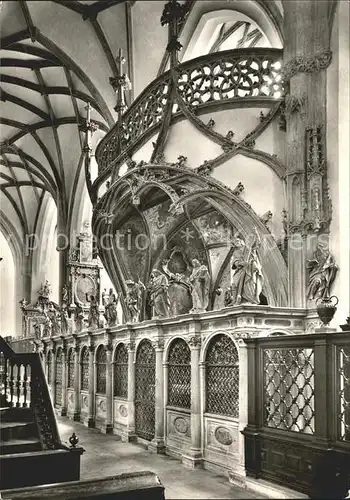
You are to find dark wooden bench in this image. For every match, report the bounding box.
[0,471,165,500]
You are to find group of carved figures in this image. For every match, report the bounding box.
[124,228,266,321]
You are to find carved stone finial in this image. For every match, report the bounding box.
[207,118,215,129]
[232,182,244,196]
[259,210,273,230]
[69,433,79,448]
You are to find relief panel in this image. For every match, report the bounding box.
[166,410,191,454]
[204,417,239,468]
[114,398,129,424]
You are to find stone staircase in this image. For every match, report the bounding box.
[0,407,41,455]
[0,336,84,491]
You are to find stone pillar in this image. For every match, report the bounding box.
[51,344,56,404]
[126,341,136,442]
[105,344,113,434]
[182,336,202,468]
[283,1,332,307]
[61,341,68,416]
[229,339,248,487]
[73,343,80,421]
[87,343,95,428]
[149,338,165,454]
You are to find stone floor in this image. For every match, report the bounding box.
[57,417,266,500]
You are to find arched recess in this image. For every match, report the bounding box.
[327,0,350,326]
[80,346,89,392]
[204,333,239,417]
[93,163,288,316]
[167,338,191,409]
[95,345,107,395]
[113,343,128,399]
[180,2,283,64]
[135,339,156,441]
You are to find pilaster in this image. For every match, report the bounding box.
[87,337,95,428]
[126,340,136,442]
[104,341,113,434]
[73,338,80,421]
[182,335,203,469]
[149,337,165,454]
[60,339,68,416]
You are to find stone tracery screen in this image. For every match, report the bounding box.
[67,348,75,388]
[168,339,191,409]
[114,343,128,398]
[205,334,239,417]
[80,346,89,391]
[96,345,107,395]
[263,348,315,434]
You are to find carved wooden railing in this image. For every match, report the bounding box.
[242,332,350,497]
[96,48,283,174]
[0,336,61,449]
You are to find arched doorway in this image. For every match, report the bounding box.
[55,347,63,406]
[135,340,155,441]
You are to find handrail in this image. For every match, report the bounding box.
[0,336,61,449]
[95,47,283,175]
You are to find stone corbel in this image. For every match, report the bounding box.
[285,93,307,119]
[282,51,332,81]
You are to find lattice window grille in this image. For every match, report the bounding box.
[205,334,239,417]
[135,341,156,441]
[80,347,89,391]
[338,346,350,442]
[168,339,191,409]
[67,348,75,388]
[263,348,315,434]
[114,343,128,398]
[96,345,107,394]
[47,351,52,384]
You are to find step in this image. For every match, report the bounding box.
[0,421,37,441]
[0,407,34,422]
[0,438,42,455]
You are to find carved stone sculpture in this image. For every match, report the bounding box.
[148,269,170,319]
[74,302,85,332]
[228,229,264,305]
[87,294,100,329]
[189,259,210,313]
[307,244,338,300]
[125,280,145,323]
[62,285,68,305]
[104,288,118,327]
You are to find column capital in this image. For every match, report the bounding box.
[126,340,136,352]
[187,335,201,349]
[152,338,165,351]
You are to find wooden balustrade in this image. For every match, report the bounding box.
[0,336,60,448]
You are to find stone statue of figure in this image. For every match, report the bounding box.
[229,228,264,305]
[74,302,85,332]
[47,304,60,336]
[104,288,118,326]
[87,294,100,328]
[148,269,170,319]
[189,259,210,313]
[307,244,338,300]
[125,280,145,323]
[59,307,69,334]
[102,288,109,307]
[62,285,68,305]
